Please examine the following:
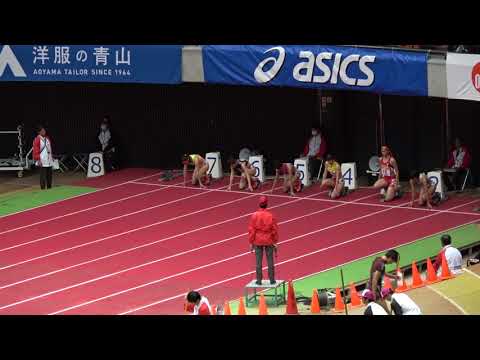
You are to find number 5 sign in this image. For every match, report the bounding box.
[87,152,105,178]
[340,162,358,190]
[294,157,310,187]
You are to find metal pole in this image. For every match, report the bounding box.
[445,98,450,163]
[378,94,384,146]
[340,268,348,315]
[318,89,323,128]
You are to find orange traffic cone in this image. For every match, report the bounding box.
[223,301,231,315]
[383,276,392,290]
[410,261,425,289]
[311,289,321,314]
[439,252,454,280]
[211,304,217,315]
[286,280,299,315]
[395,268,409,293]
[349,283,362,308]
[334,288,345,312]
[258,293,268,315]
[425,257,441,284]
[237,297,247,315]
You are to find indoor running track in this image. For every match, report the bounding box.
[0,169,479,315]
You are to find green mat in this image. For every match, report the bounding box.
[0,185,96,217]
[229,223,480,312]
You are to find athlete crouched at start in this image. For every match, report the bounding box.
[227,157,260,192]
[373,146,401,202]
[271,160,303,196]
[409,170,440,209]
[182,154,210,188]
[321,154,346,199]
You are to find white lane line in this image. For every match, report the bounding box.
[426,285,468,315]
[0,183,181,237]
[462,268,480,280]
[114,198,480,315]
[0,188,331,288]
[0,171,163,220]
[0,191,374,311]
[0,180,244,253]
[133,181,480,217]
[0,180,267,270]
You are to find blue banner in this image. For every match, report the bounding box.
[203,45,428,96]
[0,45,181,84]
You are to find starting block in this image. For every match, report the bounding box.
[249,155,265,183]
[294,157,311,187]
[244,280,286,308]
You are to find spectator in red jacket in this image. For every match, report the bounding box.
[248,196,279,285]
[185,291,212,315]
[302,126,327,181]
[32,125,54,190]
[445,137,472,191]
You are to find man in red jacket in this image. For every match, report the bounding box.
[33,125,54,190]
[302,126,327,182]
[249,196,279,285]
[445,137,472,192]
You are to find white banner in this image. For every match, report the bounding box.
[446,53,480,101]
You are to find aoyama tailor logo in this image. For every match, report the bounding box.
[254,46,376,86]
[472,62,480,93]
[0,45,26,78]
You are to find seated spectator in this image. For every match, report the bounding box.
[444,137,471,192]
[184,290,212,315]
[381,287,422,315]
[432,234,463,276]
[361,289,389,315]
[96,116,118,172]
[302,125,327,181]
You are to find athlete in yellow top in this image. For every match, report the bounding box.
[321,154,345,199]
[182,154,210,188]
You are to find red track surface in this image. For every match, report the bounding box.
[0,168,478,315]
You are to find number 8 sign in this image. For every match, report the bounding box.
[87,152,105,178]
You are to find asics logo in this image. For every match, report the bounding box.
[254,46,285,83]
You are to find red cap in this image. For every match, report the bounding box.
[259,195,268,207]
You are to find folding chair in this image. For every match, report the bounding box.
[53,154,69,173]
[72,153,89,173]
[460,168,471,192]
[316,159,324,182]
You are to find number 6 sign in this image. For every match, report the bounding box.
[87,152,105,178]
[248,155,265,183]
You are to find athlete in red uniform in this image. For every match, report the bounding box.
[373,146,400,202]
[227,157,259,192]
[271,160,302,196]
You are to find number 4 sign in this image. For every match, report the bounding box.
[87,152,105,178]
[341,162,357,190]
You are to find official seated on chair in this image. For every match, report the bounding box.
[96,115,118,172]
[301,125,327,181]
[444,137,471,192]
